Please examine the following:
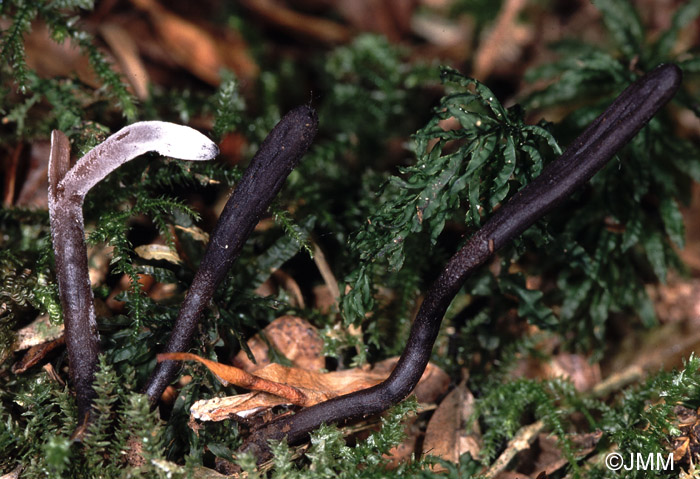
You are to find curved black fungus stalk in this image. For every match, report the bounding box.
[144,106,319,403]
[48,123,219,428]
[240,64,682,461]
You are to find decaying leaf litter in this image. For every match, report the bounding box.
[3,1,700,478]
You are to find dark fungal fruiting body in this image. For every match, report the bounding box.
[239,64,682,461]
[144,106,319,403]
[48,123,219,429]
[49,131,99,426]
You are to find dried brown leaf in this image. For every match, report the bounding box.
[0,465,23,479]
[15,140,50,209]
[189,355,446,422]
[158,352,311,406]
[99,22,150,100]
[473,0,533,79]
[24,22,98,87]
[233,315,324,372]
[12,336,66,374]
[411,12,473,48]
[134,244,182,264]
[3,144,22,206]
[240,0,352,44]
[191,392,289,422]
[254,271,305,308]
[423,382,481,471]
[384,421,422,468]
[543,353,601,392]
[130,0,258,84]
[312,239,340,310]
[531,430,602,476]
[312,284,336,314]
[14,314,64,351]
[175,225,210,243]
[131,0,221,84]
[335,0,417,41]
[649,273,700,325]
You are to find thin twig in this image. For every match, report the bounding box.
[484,420,545,479]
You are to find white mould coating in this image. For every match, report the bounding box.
[60,121,219,199]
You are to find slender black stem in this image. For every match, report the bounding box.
[239,63,682,460]
[48,122,218,428]
[49,130,100,425]
[144,106,319,403]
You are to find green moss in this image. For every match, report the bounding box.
[2,1,700,476]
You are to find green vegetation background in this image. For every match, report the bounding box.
[2,0,700,477]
